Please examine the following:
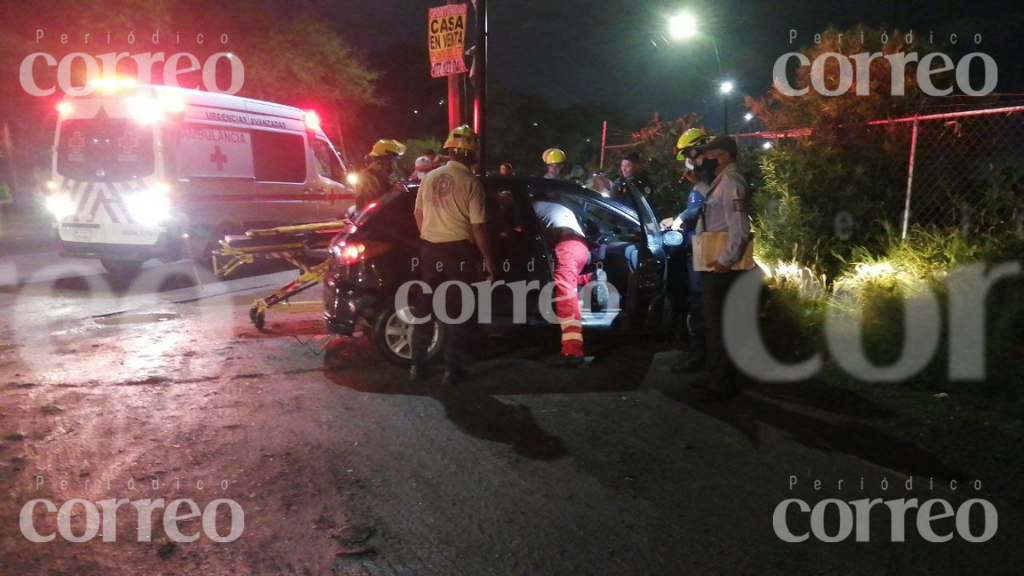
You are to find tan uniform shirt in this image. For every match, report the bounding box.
[415,160,486,243]
[695,163,753,268]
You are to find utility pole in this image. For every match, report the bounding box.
[446,0,462,131]
[473,0,487,172]
[723,96,729,136]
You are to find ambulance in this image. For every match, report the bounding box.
[45,80,354,276]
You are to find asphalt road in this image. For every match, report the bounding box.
[0,245,1021,575]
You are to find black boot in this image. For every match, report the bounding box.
[545,354,586,368]
[671,354,706,374]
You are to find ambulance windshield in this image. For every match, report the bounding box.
[57,119,154,182]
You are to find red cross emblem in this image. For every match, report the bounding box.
[210,145,228,171]
[118,131,138,155]
[68,131,86,155]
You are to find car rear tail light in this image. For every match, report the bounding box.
[331,240,391,265]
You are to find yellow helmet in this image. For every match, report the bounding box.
[675,128,712,161]
[369,139,407,157]
[542,148,567,165]
[444,125,479,154]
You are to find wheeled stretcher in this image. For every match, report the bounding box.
[212,220,349,330]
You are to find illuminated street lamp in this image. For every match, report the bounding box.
[744,112,754,121]
[719,81,734,94]
[668,13,698,40]
[668,12,723,75]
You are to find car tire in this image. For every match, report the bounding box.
[100,258,143,279]
[372,306,444,368]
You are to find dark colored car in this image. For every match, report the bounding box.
[322,176,682,366]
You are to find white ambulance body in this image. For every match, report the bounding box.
[47,84,353,275]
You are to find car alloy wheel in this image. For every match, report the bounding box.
[373,307,443,367]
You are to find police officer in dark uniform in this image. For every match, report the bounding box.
[612,152,654,209]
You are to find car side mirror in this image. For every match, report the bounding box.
[663,230,684,246]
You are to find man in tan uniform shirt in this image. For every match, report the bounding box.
[411,126,495,386]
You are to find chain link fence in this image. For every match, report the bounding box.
[734,105,1024,242]
[908,107,1024,237]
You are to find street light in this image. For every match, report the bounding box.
[744,112,754,121]
[667,12,723,76]
[720,81,734,135]
[668,13,698,40]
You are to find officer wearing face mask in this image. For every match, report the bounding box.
[688,136,754,402]
[660,128,714,374]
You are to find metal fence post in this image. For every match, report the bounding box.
[901,118,920,240]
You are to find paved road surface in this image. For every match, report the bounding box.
[0,248,1020,575]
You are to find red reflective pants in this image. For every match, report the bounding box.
[552,238,591,357]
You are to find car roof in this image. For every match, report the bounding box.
[377,175,637,221]
[480,175,611,202]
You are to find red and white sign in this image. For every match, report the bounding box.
[176,125,254,179]
[428,4,468,78]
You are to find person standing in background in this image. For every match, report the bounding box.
[542,148,569,180]
[410,155,434,183]
[356,139,405,210]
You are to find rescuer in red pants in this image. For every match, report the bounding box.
[552,236,591,359]
[533,200,602,367]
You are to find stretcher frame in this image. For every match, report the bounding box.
[212,220,349,331]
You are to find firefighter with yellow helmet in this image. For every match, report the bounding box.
[665,127,715,375]
[542,148,569,180]
[411,125,496,386]
[355,139,406,210]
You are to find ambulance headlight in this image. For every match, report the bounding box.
[45,194,76,221]
[125,186,173,227]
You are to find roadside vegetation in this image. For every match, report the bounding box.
[618,26,1024,418]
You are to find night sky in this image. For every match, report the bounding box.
[330,0,1024,129]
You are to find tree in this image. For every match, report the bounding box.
[747,25,942,133]
[0,0,175,206]
[0,0,377,205]
[743,26,949,279]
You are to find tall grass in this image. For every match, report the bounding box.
[758,226,1024,417]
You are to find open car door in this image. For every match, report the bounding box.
[621,183,669,330]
